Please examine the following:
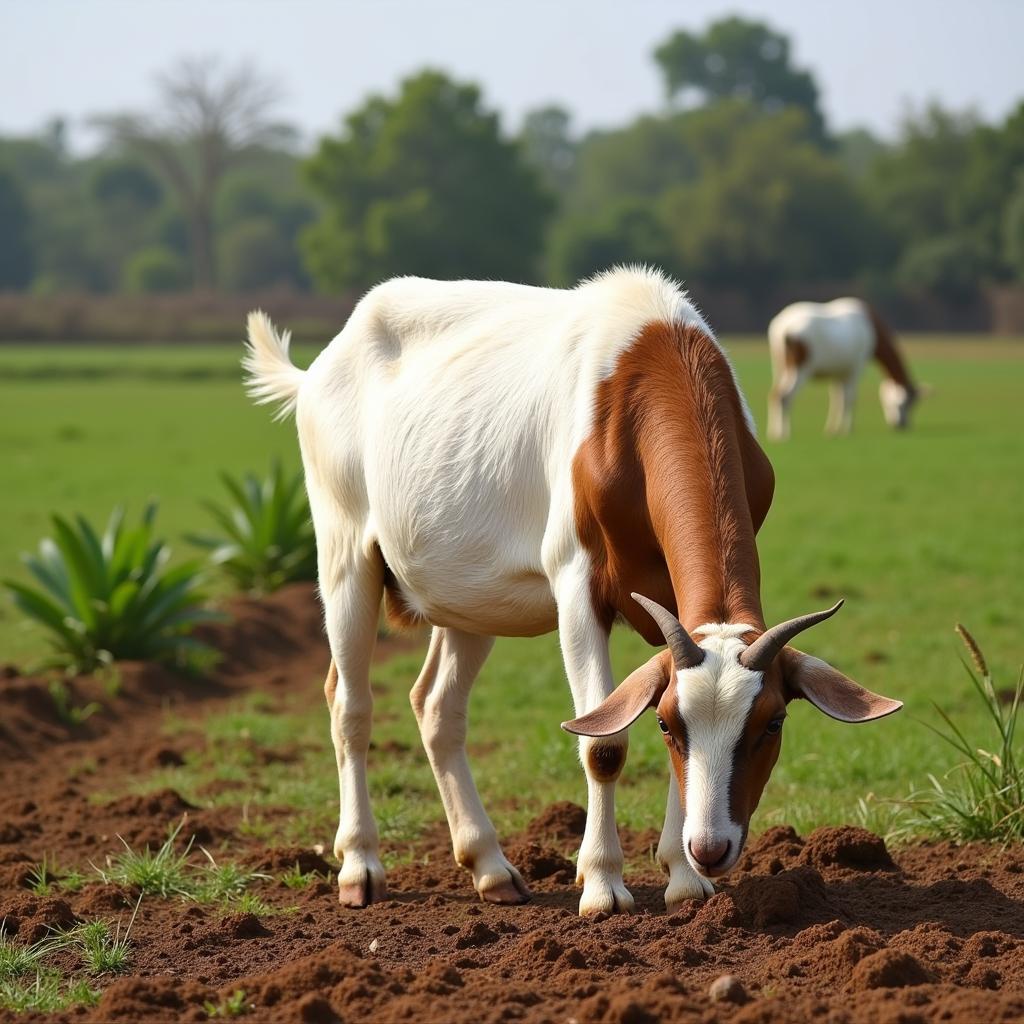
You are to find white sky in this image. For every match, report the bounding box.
[5,0,1024,150]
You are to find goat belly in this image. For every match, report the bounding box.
[377,540,558,637]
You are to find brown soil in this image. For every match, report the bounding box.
[1,583,1023,1023]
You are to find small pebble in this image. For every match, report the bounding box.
[708,974,749,1005]
[368,938,380,954]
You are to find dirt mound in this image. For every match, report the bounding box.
[800,825,896,871]
[503,841,576,883]
[524,800,587,840]
[0,894,79,942]
[848,947,934,990]
[254,847,334,878]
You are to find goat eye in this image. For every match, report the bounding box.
[657,717,670,735]
[765,718,785,736]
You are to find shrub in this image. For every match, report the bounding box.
[908,625,1024,843]
[123,245,190,293]
[188,462,316,594]
[3,504,217,673]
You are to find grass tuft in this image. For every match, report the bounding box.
[194,850,270,905]
[25,856,57,897]
[94,821,194,897]
[48,680,102,727]
[0,926,104,1012]
[71,901,139,975]
[906,626,1024,843]
[0,972,101,1012]
[0,929,48,981]
[205,988,253,1018]
[279,863,321,890]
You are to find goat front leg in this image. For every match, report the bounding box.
[322,551,388,907]
[410,627,530,904]
[555,565,633,917]
[657,768,714,911]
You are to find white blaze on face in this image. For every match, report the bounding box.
[879,379,910,427]
[674,623,763,876]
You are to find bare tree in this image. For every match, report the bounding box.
[96,57,289,288]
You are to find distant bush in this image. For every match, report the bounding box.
[3,505,217,673]
[188,462,317,594]
[217,219,305,291]
[123,246,190,294]
[896,235,987,303]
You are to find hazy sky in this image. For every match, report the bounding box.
[5,0,1024,150]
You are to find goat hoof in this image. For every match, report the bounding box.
[337,874,388,908]
[578,878,635,918]
[477,859,531,905]
[665,875,715,913]
[480,876,531,905]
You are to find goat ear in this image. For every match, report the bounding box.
[561,652,671,737]
[780,647,902,723]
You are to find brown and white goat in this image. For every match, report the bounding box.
[244,268,902,917]
[767,298,922,439]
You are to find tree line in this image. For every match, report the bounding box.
[2,15,1023,310]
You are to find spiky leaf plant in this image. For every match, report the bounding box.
[4,504,217,673]
[188,461,316,594]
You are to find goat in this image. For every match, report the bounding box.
[244,268,901,917]
[767,298,921,440]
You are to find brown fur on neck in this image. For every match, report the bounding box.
[867,305,915,393]
[572,321,774,640]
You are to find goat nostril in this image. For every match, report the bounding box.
[688,838,731,868]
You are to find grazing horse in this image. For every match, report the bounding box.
[767,298,921,439]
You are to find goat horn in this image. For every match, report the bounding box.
[740,600,845,672]
[630,593,705,670]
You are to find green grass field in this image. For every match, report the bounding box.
[2,336,1023,846]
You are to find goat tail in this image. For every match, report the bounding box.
[243,310,305,420]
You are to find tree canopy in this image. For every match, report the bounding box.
[302,70,553,290]
[654,16,826,142]
[1,19,1022,315]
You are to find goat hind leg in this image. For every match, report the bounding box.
[411,627,529,905]
[322,551,388,907]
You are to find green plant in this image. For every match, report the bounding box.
[60,869,87,894]
[205,989,252,1018]
[4,504,218,673]
[26,856,58,896]
[279,862,319,889]
[0,930,87,1013]
[48,680,101,726]
[94,820,194,897]
[0,929,48,981]
[908,625,1024,843]
[188,462,316,594]
[193,851,269,905]
[71,901,139,975]
[0,972,100,1012]
[229,892,272,917]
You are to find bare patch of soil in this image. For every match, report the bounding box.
[1,585,1022,1022]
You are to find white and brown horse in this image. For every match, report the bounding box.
[767,298,921,439]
